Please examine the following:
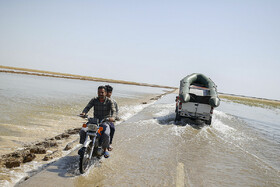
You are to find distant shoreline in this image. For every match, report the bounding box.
[1,65,279,108]
[0,65,177,90]
[219,94,280,109]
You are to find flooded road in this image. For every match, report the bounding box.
[17,95,280,187]
[71,94,279,187]
[1,73,280,186]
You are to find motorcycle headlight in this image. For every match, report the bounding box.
[88,124,98,131]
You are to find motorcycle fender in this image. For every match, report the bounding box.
[83,136,91,148]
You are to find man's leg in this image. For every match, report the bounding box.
[109,122,115,145]
[99,122,111,151]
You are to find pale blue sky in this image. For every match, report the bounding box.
[1,0,280,100]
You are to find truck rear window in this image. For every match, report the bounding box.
[189,94,211,104]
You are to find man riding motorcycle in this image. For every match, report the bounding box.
[105,85,119,151]
[79,85,115,158]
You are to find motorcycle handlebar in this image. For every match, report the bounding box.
[78,114,88,119]
[78,115,113,123]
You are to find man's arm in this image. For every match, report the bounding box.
[114,101,119,116]
[108,99,116,122]
[82,98,95,114]
[114,101,120,120]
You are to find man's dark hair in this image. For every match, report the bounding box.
[98,85,106,91]
[105,85,113,92]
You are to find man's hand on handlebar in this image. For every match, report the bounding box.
[79,113,87,118]
[108,117,115,122]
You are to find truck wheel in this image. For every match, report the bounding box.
[206,117,212,125]
[175,113,181,122]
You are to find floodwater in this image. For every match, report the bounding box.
[0,73,165,186]
[0,73,165,154]
[1,73,280,186]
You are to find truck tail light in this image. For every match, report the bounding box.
[179,102,182,110]
[210,107,214,114]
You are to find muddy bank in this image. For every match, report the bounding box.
[219,94,280,109]
[0,128,81,169]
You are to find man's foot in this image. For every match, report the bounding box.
[108,145,113,151]
[104,151,110,158]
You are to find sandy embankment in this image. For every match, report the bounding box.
[219,94,280,109]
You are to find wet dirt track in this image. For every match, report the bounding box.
[16,94,280,187]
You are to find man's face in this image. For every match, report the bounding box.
[98,88,106,99]
[106,91,112,98]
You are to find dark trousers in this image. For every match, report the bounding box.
[79,122,110,150]
[108,122,115,145]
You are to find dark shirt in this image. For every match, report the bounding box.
[82,97,115,121]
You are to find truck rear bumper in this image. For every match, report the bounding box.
[178,111,211,121]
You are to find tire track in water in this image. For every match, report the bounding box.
[176,162,185,187]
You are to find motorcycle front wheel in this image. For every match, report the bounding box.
[79,147,91,174]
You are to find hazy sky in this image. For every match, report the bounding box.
[1,0,280,100]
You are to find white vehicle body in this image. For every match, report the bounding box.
[176,85,213,125]
[179,102,212,121]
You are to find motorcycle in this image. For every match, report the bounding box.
[78,115,106,174]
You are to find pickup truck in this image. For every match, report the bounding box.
[175,85,214,125]
[175,73,220,125]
